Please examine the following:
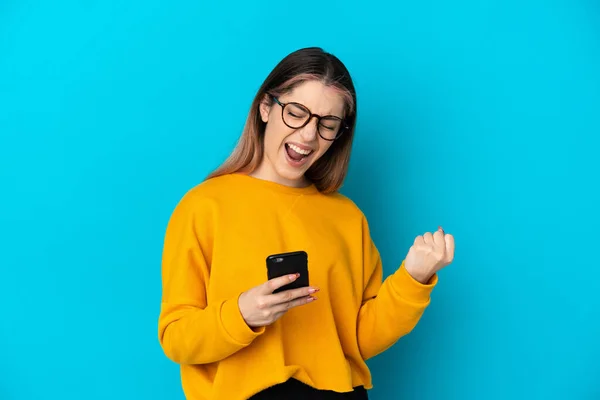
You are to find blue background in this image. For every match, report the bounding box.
[1,1,599,399]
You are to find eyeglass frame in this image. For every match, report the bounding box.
[270,95,349,141]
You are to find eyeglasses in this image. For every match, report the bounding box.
[271,96,348,141]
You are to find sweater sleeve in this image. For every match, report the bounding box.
[158,190,265,365]
[356,215,438,360]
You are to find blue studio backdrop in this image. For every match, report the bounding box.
[1,1,599,399]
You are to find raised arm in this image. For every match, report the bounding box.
[356,216,454,360]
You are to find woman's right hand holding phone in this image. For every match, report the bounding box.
[238,274,319,328]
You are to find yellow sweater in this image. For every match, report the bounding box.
[158,173,438,400]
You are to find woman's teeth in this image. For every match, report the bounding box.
[288,143,312,155]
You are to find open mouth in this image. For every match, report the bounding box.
[285,143,313,165]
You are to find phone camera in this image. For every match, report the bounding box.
[275,258,283,262]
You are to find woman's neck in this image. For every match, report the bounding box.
[249,162,311,189]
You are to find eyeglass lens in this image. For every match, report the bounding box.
[283,103,343,140]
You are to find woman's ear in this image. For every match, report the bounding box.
[259,94,272,123]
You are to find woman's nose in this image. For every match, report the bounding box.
[299,117,319,141]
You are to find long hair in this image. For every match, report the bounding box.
[205,47,357,194]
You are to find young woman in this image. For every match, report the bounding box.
[158,47,455,400]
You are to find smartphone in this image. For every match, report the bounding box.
[266,250,309,294]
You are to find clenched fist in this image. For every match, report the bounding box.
[404,226,455,284]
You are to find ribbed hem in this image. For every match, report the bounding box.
[219,294,265,345]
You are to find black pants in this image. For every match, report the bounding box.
[248,378,369,400]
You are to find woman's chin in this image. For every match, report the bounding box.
[273,151,313,183]
[274,163,311,185]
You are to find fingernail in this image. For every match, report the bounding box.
[290,273,299,281]
[307,296,316,302]
[308,288,319,293]
[438,226,444,233]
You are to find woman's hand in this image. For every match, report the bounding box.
[404,226,455,284]
[238,274,319,328]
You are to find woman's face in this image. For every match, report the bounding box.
[255,80,346,187]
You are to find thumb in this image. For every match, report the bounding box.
[263,273,299,294]
[444,233,455,261]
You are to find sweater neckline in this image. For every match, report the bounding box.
[231,173,320,196]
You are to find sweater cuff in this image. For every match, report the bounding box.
[390,261,438,303]
[219,294,265,345]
